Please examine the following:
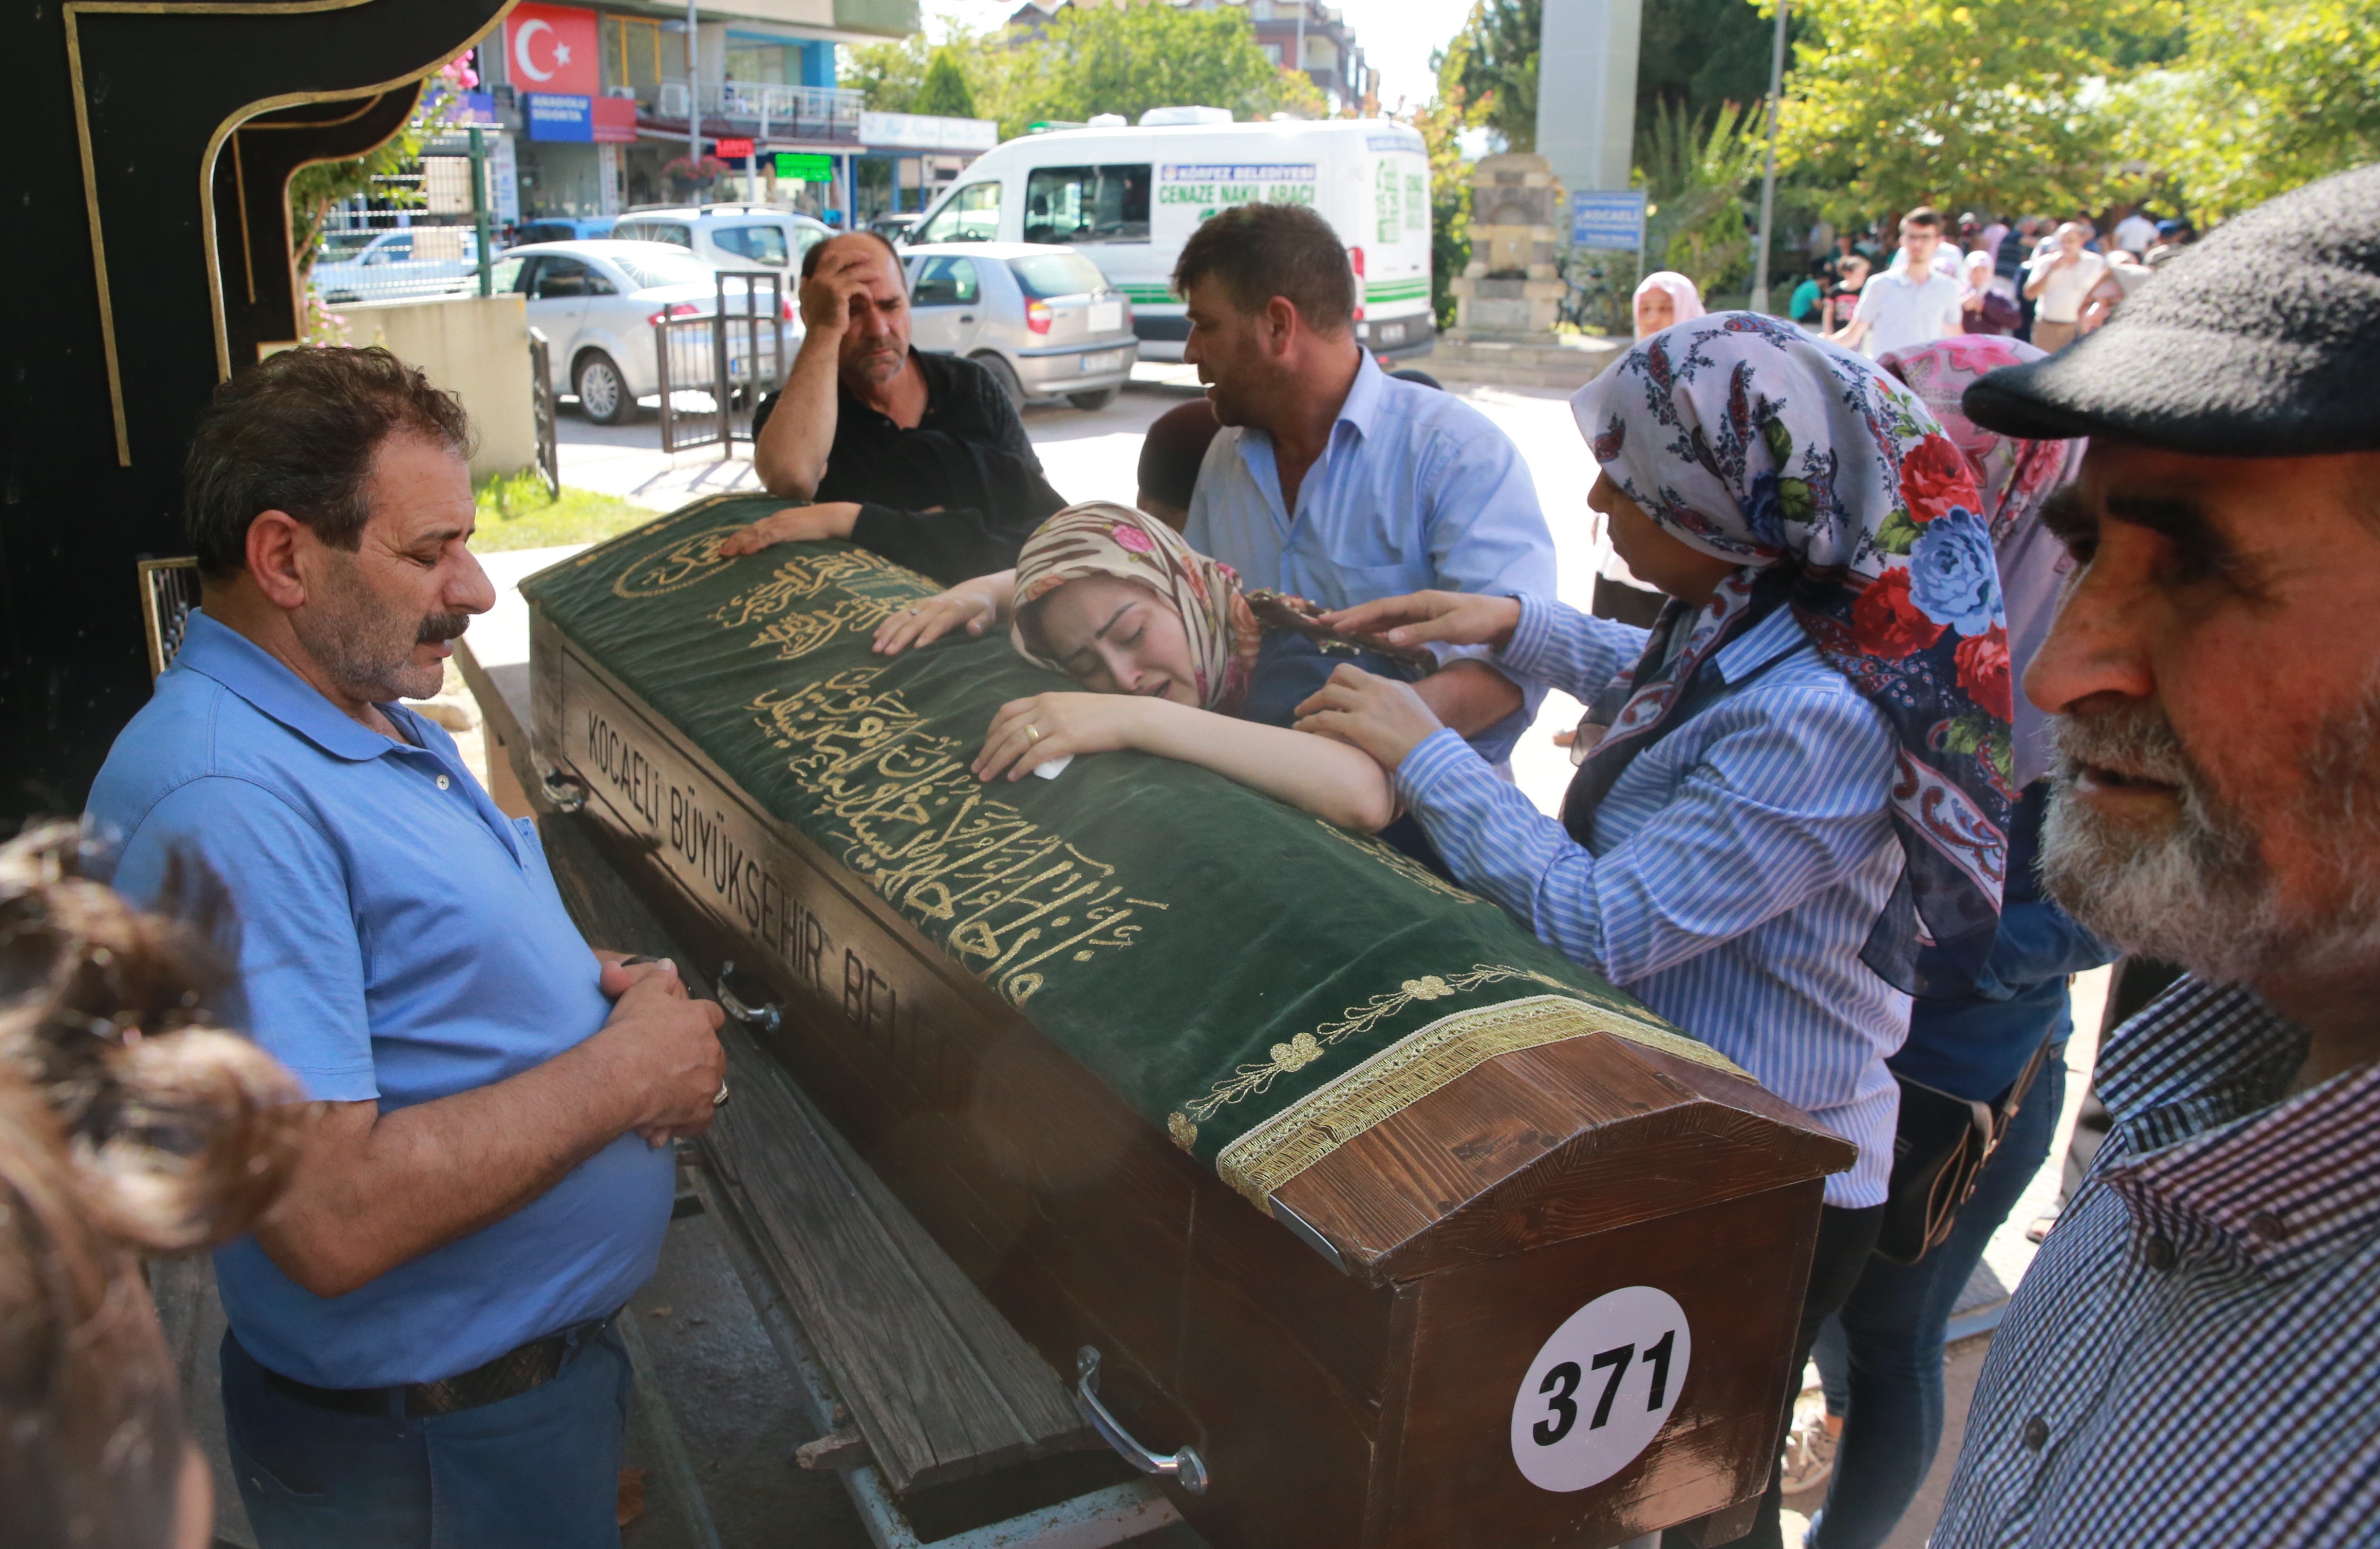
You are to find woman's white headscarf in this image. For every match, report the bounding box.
[1632,272,1706,338]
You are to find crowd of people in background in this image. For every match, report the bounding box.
[1785,201,2199,354]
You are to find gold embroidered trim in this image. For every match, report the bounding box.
[1184,964,1571,1121]
[1310,819,1487,904]
[1215,993,1748,1212]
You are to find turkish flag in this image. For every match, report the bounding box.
[504,3,599,99]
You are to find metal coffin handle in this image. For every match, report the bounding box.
[539,768,587,813]
[1074,1347,1208,1495]
[715,961,782,1034]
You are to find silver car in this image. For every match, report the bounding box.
[493,240,790,425]
[900,242,1137,411]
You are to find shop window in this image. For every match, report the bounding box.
[1023,165,1151,244]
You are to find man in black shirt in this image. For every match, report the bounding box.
[725,233,1069,583]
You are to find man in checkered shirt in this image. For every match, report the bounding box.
[1931,167,2380,1546]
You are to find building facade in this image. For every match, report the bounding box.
[473,0,919,224]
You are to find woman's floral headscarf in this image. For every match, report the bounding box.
[1011,502,1263,712]
[1880,336,2087,789]
[1570,313,2014,998]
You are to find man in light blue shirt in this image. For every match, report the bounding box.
[86,347,726,1548]
[1175,203,1558,761]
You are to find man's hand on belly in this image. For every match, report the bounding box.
[252,972,726,1299]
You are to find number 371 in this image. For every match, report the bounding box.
[1531,1330,1676,1446]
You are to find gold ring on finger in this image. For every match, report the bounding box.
[1025,724,1044,745]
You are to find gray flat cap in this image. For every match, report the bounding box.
[1964,164,2380,453]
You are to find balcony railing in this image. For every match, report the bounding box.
[655,81,864,142]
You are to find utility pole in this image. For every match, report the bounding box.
[686,0,702,174]
[469,126,493,296]
[1750,0,1788,314]
[1294,1,1306,100]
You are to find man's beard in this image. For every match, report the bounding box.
[2041,694,2380,986]
[291,550,468,707]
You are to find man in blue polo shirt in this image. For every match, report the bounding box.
[86,346,726,1547]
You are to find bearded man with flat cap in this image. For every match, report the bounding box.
[1933,164,2380,1546]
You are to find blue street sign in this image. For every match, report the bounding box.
[524,92,592,143]
[1570,191,1647,251]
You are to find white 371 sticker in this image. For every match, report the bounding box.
[1510,1286,1692,1492]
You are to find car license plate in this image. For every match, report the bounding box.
[1374,319,1405,346]
[1090,300,1123,333]
[1080,349,1129,374]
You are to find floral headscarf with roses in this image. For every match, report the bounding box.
[1011,502,1264,713]
[1570,312,2013,998]
[1879,336,2086,789]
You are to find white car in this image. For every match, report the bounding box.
[311,228,482,305]
[610,205,833,283]
[491,240,794,425]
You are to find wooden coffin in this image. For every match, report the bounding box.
[524,499,1856,1549]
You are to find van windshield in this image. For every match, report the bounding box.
[1007,253,1110,300]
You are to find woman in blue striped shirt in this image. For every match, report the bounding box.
[1304,313,2015,1549]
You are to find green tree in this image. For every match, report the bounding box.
[1032,1,1302,129]
[1775,0,2180,219]
[842,33,931,112]
[1412,86,1475,328]
[1639,98,1765,299]
[914,46,978,119]
[2114,0,2380,218]
[1636,0,1791,145]
[1446,0,1539,153]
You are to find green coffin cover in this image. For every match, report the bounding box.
[524,496,1742,1209]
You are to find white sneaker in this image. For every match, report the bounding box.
[1779,1393,1840,1496]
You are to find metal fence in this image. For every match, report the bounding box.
[655,272,788,455]
[657,80,863,143]
[529,327,560,498]
[311,136,497,310]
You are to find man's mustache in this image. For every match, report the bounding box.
[417,613,470,645]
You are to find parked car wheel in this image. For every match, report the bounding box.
[970,351,1025,407]
[1066,387,1119,412]
[574,351,634,425]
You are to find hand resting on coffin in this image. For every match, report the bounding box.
[987,571,1397,833]
[871,569,1013,654]
[720,502,952,559]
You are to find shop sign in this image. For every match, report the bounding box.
[592,96,639,144]
[526,93,593,142]
[504,3,599,99]
[490,135,521,224]
[715,138,755,159]
[775,152,834,182]
[1569,191,1646,252]
[858,111,999,153]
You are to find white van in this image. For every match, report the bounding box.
[903,117,1434,363]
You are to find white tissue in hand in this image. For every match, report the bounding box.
[1032,754,1074,780]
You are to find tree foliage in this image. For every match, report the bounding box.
[852,5,1319,142]
[288,58,473,279]
[1444,0,1539,153]
[2112,0,2380,218]
[1775,0,2181,218]
[1640,99,1765,299]
[1636,0,1789,146]
[914,46,979,119]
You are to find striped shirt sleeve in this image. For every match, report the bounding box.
[1396,676,1896,985]
[1494,595,1648,704]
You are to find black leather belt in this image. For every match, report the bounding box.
[247,1311,619,1419]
